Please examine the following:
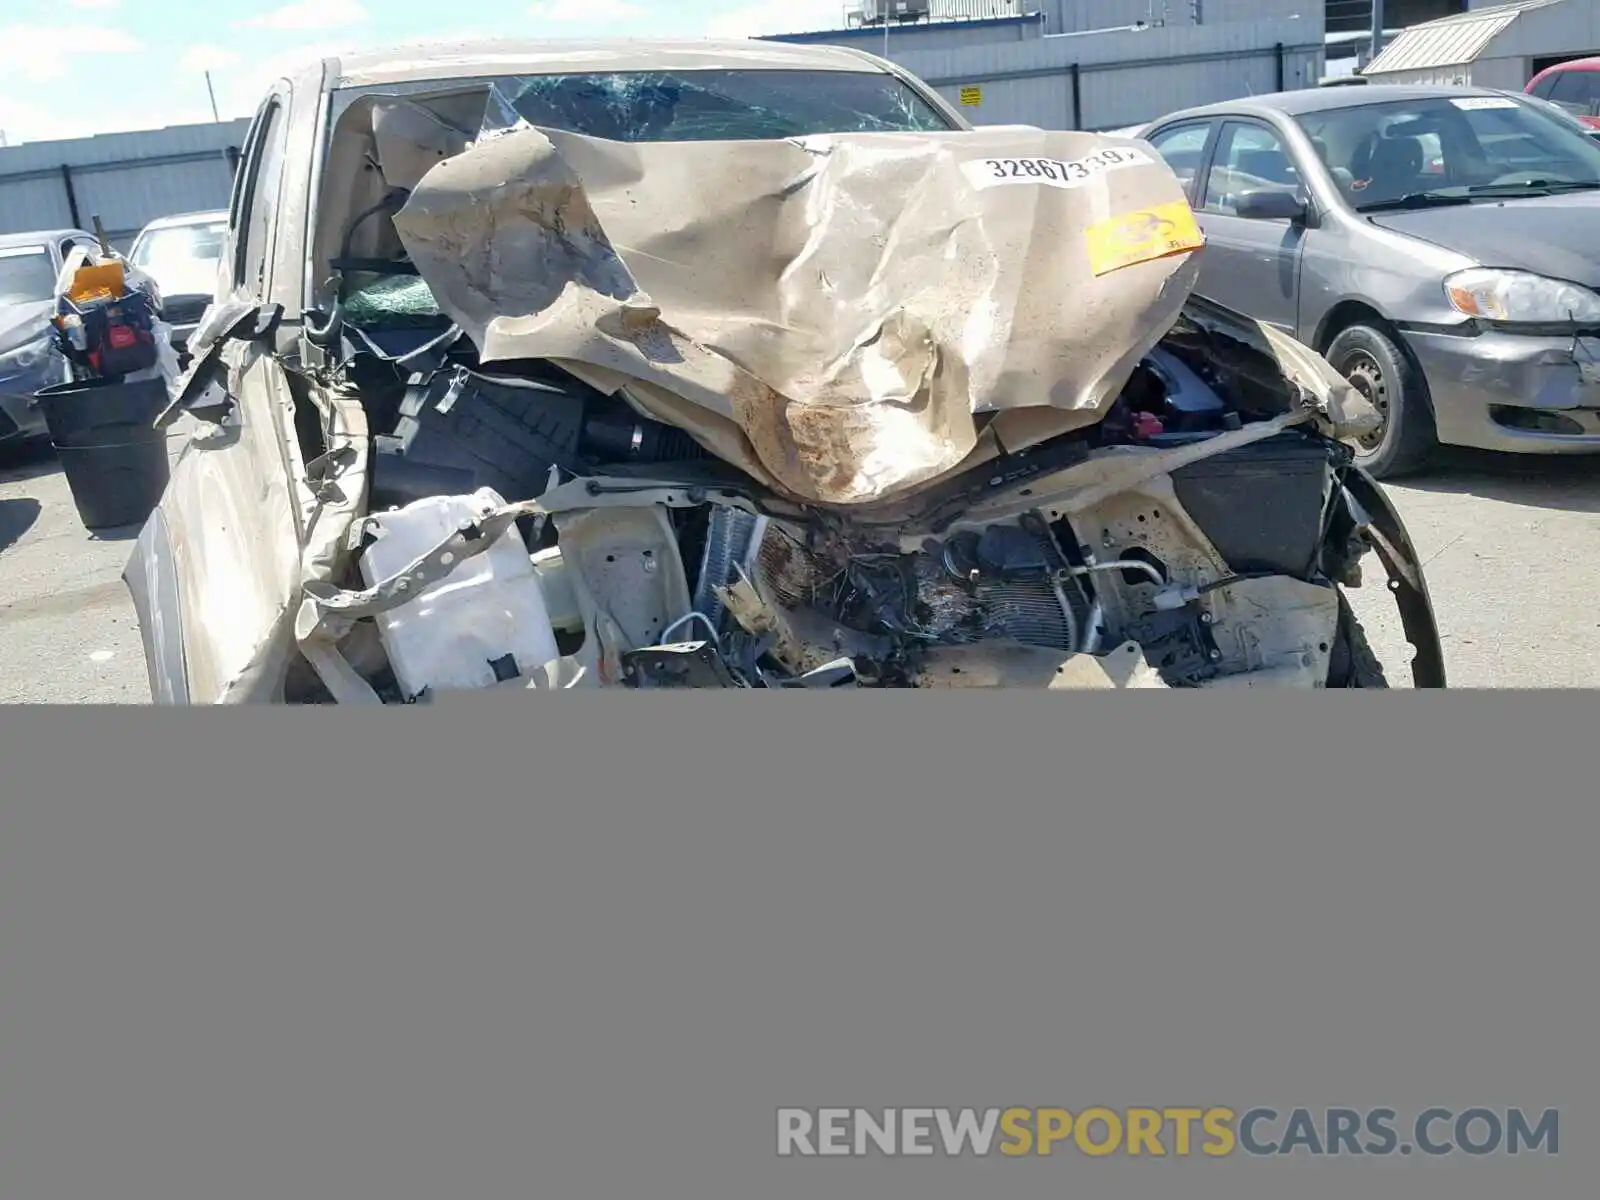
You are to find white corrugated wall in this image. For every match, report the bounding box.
[1358,56,1532,89]
[0,119,251,247]
[922,48,1323,129]
[880,16,1323,129]
[1468,53,1539,88]
[772,0,1323,129]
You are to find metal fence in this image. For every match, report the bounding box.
[917,39,1325,129]
[0,120,250,250]
[774,13,1324,131]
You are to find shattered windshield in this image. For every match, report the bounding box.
[335,67,957,331]
[492,69,955,141]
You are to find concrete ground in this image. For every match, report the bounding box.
[1343,449,1600,688]
[2,436,1597,699]
[1,427,189,704]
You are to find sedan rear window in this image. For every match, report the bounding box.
[1546,68,1600,118]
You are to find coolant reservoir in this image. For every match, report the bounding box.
[359,488,559,699]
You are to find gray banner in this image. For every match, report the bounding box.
[3,699,1592,1199]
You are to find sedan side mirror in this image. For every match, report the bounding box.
[1235,189,1309,222]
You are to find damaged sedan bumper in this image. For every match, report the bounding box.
[1409,328,1600,452]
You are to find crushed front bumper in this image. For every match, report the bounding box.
[1407,328,1600,453]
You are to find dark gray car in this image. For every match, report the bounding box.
[0,228,99,444]
[1140,84,1600,478]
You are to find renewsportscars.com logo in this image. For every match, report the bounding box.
[777,1107,1560,1159]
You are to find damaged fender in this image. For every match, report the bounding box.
[1342,466,1447,688]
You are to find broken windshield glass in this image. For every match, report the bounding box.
[337,71,957,329]
[494,69,955,142]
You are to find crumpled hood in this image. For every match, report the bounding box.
[0,300,55,359]
[391,121,1205,505]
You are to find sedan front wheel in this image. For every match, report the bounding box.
[1326,322,1437,480]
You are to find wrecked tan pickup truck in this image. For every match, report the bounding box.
[125,38,1446,700]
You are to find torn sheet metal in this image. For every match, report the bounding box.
[1168,295,1382,441]
[391,120,1204,506]
[909,640,1170,688]
[1199,576,1341,687]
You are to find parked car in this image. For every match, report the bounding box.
[1139,84,1600,477]
[0,227,101,444]
[127,209,228,354]
[122,38,1444,702]
[1518,88,1600,141]
[1525,56,1600,129]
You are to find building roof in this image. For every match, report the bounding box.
[1364,0,1567,76]
[328,37,891,89]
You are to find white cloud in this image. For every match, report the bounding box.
[0,25,142,85]
[0,93,215,145]
[200,40,356,118]
[180,44,244,73]
[704,0,854,38]
[68,0,123,8]
[0,101,106,145]
[528,0,642,18]
[239,0,369,31]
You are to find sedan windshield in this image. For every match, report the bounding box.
[489,68,955,141]
[0,246,58,305]
[1296,94,1600,211]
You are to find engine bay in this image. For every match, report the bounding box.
[277,301,1389,698]
[236,87,1438,699]
[124,76,1448,703]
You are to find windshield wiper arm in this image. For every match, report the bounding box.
[1466,179,1600,194]
[1358,190,1474,212]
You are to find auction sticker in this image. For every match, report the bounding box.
[962,146,1153,191]
[1084,200,1205,277]
[1450,96,1520,110]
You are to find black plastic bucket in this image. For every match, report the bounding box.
[36,375,171,531]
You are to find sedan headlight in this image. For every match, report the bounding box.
[0,335,55,376]
[1443,268,1600,324]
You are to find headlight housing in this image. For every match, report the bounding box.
[0,334,55,376]
[1443,268,1600,325]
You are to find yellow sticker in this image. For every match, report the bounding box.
[959,86,982,106]
[1084,200,1205,277]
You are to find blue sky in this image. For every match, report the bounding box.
[0,0,857,146]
